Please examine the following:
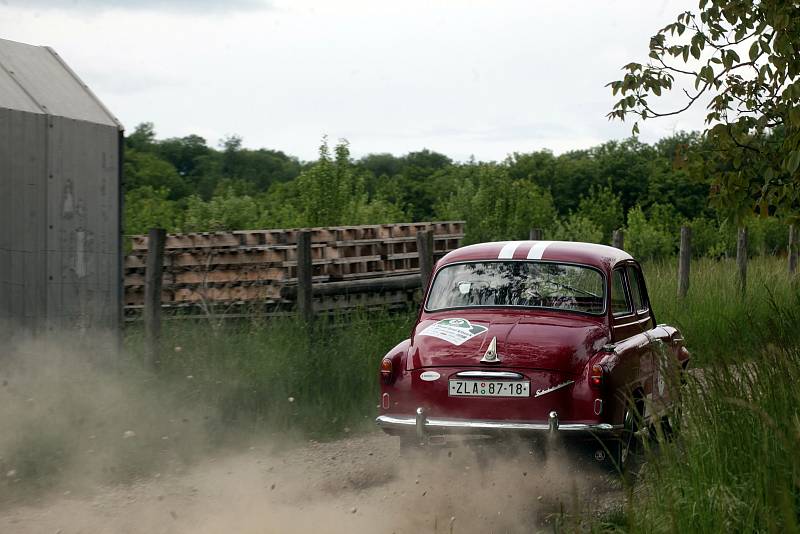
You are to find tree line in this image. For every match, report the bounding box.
[124,122,791,261]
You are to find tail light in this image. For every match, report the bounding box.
[380,358,393,384]
[590,364,604,388]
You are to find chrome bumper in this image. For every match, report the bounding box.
[376,408,620,437]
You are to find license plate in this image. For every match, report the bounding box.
[448,380,530,398]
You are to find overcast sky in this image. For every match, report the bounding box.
[1,0,704,161]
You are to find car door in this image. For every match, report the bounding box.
[627,263,677,414]
[609,264,654,421]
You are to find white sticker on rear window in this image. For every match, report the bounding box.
[418,318,488,346]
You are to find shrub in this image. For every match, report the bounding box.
[625,206,674,260]
[550,213,604,243]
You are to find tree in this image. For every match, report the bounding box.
[608,0,800,220]
[156,134,211,177]
[182,188,260,232]
[576,185,624,242]
[126,122,156,151]
[550,214,604,244]
[124,186,181,235]
[436,163,556,243]
[124,150,190,200]
[625,206,675,261]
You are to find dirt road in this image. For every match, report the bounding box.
[0,431,622,534]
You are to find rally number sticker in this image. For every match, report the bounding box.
[418,318,488,346]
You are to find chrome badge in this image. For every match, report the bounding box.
[534,380,575,398]
[480,336,501,363]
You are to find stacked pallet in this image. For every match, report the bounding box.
[124,221,464,315]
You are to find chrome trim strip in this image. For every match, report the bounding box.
[615,315,653,328]
[454,371,524,379]
[376,415,620,433]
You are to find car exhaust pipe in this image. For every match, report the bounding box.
[548,410,559,433]
[415,407,427,444]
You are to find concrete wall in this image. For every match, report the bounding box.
[0,38,122,335]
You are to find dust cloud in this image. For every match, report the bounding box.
[0,333,621,533]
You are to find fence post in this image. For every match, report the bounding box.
[297,230,313,322]
[677,225,691,298]
[737,226,748,296]
[417,229,435,290]
[529,228,543,240]
[144,228,166,371]
[612,229,624,250]
[789,224,797,276]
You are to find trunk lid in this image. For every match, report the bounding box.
[410,311,608,375]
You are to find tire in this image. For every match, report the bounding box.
[611,396,643,475]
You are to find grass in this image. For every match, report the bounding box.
[593,256,800,533]
[125,310,416,440]
[120,256,798,443]
[644,256,800,365]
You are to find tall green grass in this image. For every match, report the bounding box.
[644,256,799,365]
[125,311,415,439]
[594,257,800,533]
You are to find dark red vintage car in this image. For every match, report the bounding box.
[376,240,689,468]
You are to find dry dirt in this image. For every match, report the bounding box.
[0,432,623,534]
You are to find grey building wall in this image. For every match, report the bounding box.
[0,38,122,334]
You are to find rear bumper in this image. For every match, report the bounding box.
[376,408,621,439]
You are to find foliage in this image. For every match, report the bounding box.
[182,189,260,232]
[550,213,604,244]
[576,185,625,242]
[435,163,556,244]
[124,150,189,200]
[625,206,675,260]
[608,0,800,221]
[124,186,181,235]
[121,122,796,260]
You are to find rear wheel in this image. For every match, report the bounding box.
[611,396,643,475]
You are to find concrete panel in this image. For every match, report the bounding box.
[46,117,120,330]
[0,108,11,319]
[0,108,47,326]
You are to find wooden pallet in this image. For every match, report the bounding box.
[124,221,464,312]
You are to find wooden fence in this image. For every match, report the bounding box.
[124,221,465,320]
[604,224,798,299]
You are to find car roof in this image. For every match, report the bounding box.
[437,241,633,272]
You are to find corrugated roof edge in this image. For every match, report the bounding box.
[44,46,123,131]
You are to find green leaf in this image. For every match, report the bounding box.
[790,107,800,127]
[787,150,800,174]
[749,41,760,62]
[691,45,701,60]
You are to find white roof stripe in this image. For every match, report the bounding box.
[498,241,523,259]
[527,241,554,260]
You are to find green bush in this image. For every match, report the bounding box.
[550,213,604,243]
[625,206,675,260]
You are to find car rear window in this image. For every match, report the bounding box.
[425,261,605,314]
